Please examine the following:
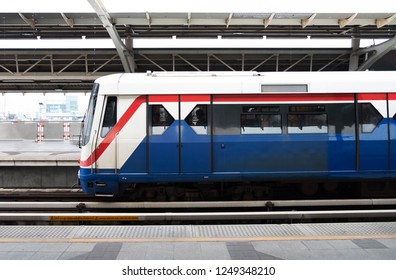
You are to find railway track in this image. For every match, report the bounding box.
[1,198,396,224]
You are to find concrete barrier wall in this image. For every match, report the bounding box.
[0,122,38,140]
[0,166,79,188]
[0,121,81,141]
[44,122,65,139]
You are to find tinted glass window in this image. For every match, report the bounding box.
[359,103,382,133]
[241,113,281,134]
[213,104,241,135]
[151,105,174,135]
[101,96,117,138]
[288,114,328,134]
[81,83,99,146]
[287,105,328,134]
[185,105,208,135]
[327,103,355,134]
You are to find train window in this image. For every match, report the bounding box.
[287,114,328,134]
[359,103,382,133]
[81,83,99,146]
[213,104,241,135]
[151,105,174,135]
[241,114,282,134]
[327,104,355,135]
[185,105,208,135]
[100,96,117,138]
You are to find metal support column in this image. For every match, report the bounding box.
[88,0,136,73]
[349,37,360,71]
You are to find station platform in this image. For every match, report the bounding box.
[0,140,80,166]
[0,140,80,188]
[0,222,396,260]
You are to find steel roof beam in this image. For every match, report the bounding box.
[263,13,275,28]
[0,12,395,29]
[139,54,167,71]
[283,54,311,71]
[301,13,317,29]
[175,55,202,71]
[210,54,236,71]
[60,13,74,28]
[226,13,233,28]
[146,12,152,28]
[338,13,358,28]
[250,54,276,71]
[18,13,35,29]
[19,13,36,29]
[318,53,348,71]
[376,13,396,28]
[187,12,192,27]
[87,0,135,73]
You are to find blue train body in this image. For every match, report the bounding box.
[78,71,396,198]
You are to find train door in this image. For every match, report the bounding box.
[148,95,179,173]
[180,95,211,174]
[357,93,388,171]
[148,95,211,175]
[388,93,396,170]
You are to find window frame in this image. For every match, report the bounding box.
[151,105,175,135]
[359,103,383,134]
[100,96,117,138]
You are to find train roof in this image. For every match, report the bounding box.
[94,71,396,95]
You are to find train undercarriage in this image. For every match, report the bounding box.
[113,180,396,201]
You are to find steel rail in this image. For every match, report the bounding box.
[1,209,396,222]
[0,198,396,210]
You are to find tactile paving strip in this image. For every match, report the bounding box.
[301,222,396,236]
[193,224,306,238]
[76,225,194,239]
[0,222,395,240]
[0,226,76,239]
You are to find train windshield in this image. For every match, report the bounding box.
[80,83,99,147]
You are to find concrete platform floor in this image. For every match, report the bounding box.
[0,222,396,260]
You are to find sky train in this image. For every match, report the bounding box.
[79,71,396,200]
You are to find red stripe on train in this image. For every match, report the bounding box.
[213,94,355,103]
[79,95,146,167]
[149,95,211,103]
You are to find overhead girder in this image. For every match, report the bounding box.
[0,12,395,39]
[87,0,136,73]
[355,36,396,71]
[0,47,395,92]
